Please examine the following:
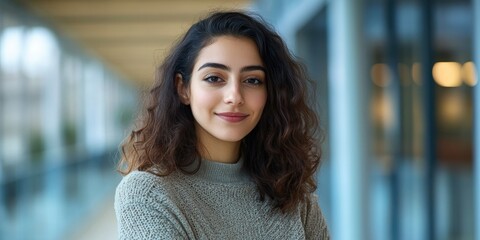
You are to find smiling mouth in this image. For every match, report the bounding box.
[215,112,249,122]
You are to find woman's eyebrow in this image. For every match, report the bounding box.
[241,65,265,73]
[197,62,230,71]
[197,62,265,73]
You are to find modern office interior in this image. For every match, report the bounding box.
[0,0,479,239]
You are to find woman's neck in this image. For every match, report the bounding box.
[198,141,240,164]
[196,129,241,164]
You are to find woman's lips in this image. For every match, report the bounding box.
[215,112,249,122]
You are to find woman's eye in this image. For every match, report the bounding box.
[245,78,263,85]
[204,76,222,83]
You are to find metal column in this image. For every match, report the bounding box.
[385,1,401,239]
[420,0,436,239]
[474,0,480,239]
[327,0,369,239]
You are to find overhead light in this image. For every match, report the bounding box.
[462,61,477,86]
[432,62,462,87]
[371,63,391,87]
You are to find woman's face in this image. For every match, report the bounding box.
[179,35,267,146]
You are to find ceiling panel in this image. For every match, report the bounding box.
[18,0,251,86]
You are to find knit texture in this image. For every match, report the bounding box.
[115,159,330,239]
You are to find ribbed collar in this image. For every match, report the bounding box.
[190,158,250,184]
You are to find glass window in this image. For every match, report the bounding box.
[0,3,138,239]
[364,0,475,239]
[0,19,26,168]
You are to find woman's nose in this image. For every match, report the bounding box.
[223,81,244,105]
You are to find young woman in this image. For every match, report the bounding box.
[115,11,329,239]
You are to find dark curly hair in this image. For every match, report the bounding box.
[119,11,322,213]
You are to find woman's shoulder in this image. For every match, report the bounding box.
[300,193,320,216]
[115,170,173,205]
[117,170,160,190]
[300,193,330,239]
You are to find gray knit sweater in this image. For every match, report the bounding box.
[115,159,329,239]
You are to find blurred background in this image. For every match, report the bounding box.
[0,0,478,239]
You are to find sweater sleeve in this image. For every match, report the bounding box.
[114,171,188,240]
[303,194,330,240]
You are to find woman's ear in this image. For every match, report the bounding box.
[175,73,190,105]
